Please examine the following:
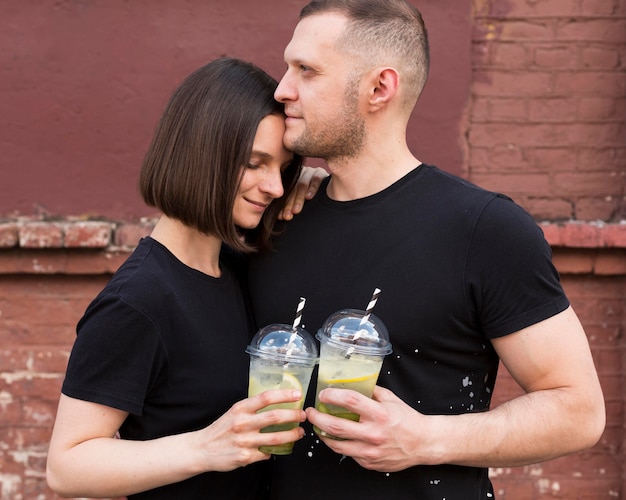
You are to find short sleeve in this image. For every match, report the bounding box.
[62,293,168,415]
[466,195,570,339]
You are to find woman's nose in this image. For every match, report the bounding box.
[260,168,284,199]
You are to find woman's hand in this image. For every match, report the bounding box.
[195,388,306,471]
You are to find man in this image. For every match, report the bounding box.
[248,1,605,498]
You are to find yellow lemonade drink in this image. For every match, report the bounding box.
[313,308,391,440]
[246,322,318,455]
[313,348,383,439]
[248,360,314,455]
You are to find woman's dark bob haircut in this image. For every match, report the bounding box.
[139,57,302,252]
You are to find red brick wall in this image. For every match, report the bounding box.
[0,0,624,499]
[470,0,626,497]
[0,223,624,500]
[470,0,625,222]
[0,275,105,499]
[489,271,625,498]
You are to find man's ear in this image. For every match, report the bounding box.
[368,67,400,110]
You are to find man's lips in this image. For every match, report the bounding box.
[284,111,302,121]
[285,117,302,129]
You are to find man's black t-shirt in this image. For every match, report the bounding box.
[249,165,569,499]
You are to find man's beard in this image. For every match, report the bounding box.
[288,81,365,162]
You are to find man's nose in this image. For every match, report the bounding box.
[275,72,295,103]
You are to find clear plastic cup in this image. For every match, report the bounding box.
[246,324,318,454]
[313,309,392,439]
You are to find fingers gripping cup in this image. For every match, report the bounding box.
[246,323,318,455]
[314,309,392,439]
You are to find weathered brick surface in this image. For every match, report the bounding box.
[113,220,154,249]
[471,0,626,222]
[0,249,128,275]
[19,223,64,249]
[0,275,110,500]
[0,223,18,248]
[63,221,112,248]
[490,273,625,498]
[0,0,623,498]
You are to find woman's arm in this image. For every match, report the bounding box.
[46,390,305,498]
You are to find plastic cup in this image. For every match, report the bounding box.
[313,309,392,439]
[246,324,318,455]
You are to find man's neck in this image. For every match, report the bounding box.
[325,148,421,201]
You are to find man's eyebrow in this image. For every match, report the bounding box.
[286,55,312,67]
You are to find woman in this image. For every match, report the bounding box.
[46,58,311,499]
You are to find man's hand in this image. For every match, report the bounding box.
[280,166,328,220]
[305,385,427,472]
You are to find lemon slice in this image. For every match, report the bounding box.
[249,372,303,395]
[325,372,377,384]
[282,372,305,407]
[249,371,305,410]
[280,372,303,392]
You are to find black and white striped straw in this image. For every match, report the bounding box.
[359,287,381,327]
[292,297,306,330]
[349,288,382,351]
